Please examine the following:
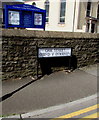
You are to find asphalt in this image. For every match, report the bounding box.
[1,64,98,117]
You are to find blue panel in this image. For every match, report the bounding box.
[4,4,46,29]
[5,5,8,28]
[7,4,45,12]
[22,11,33,28]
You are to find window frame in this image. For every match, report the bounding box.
[86,1,92,17]
[44,0,50,23]
[97,4,99,19]
[59,0,66,24]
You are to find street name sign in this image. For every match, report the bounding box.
[38,48,72,58]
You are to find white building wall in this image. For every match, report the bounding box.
[25,0,99,33]
[73,0,84,32]
[46,0,76,32]
[25,0,78,32]
[46,0,60,31]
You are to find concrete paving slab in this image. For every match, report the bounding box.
[1,68,97,116]
[79,64,99,76]
[2,76,35,96]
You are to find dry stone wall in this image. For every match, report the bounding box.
[2,29,99,80]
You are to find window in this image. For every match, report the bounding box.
[59,0,66,23]
[1,9,3,23]
[97,4,99,19]
[86,1,91,17]
[44,0,49,22]
[91,23,95,33]
[32,2,36,6]
[0,9,4,27]
[86,22,90,32]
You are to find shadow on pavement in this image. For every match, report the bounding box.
[0,77,42,102]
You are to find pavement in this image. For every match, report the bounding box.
[1,63,98,118]
[79,64,98,76]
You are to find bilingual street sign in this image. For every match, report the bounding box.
[38,48,72,58]
[4,4,46,29]
[37,47,72,78]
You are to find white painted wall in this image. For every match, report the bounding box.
[45,0,76,32]
[25,0,99,33]
[73,0,83,32]
[25,0,78,32]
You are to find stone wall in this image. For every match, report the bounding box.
[2,29,99,80]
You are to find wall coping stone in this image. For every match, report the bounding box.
[2,29,99,39]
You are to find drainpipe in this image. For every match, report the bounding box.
[72,0,76,32]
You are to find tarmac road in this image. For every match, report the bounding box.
[2,94,98,119]
[28,94,98,119]
[1,66,97,116]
